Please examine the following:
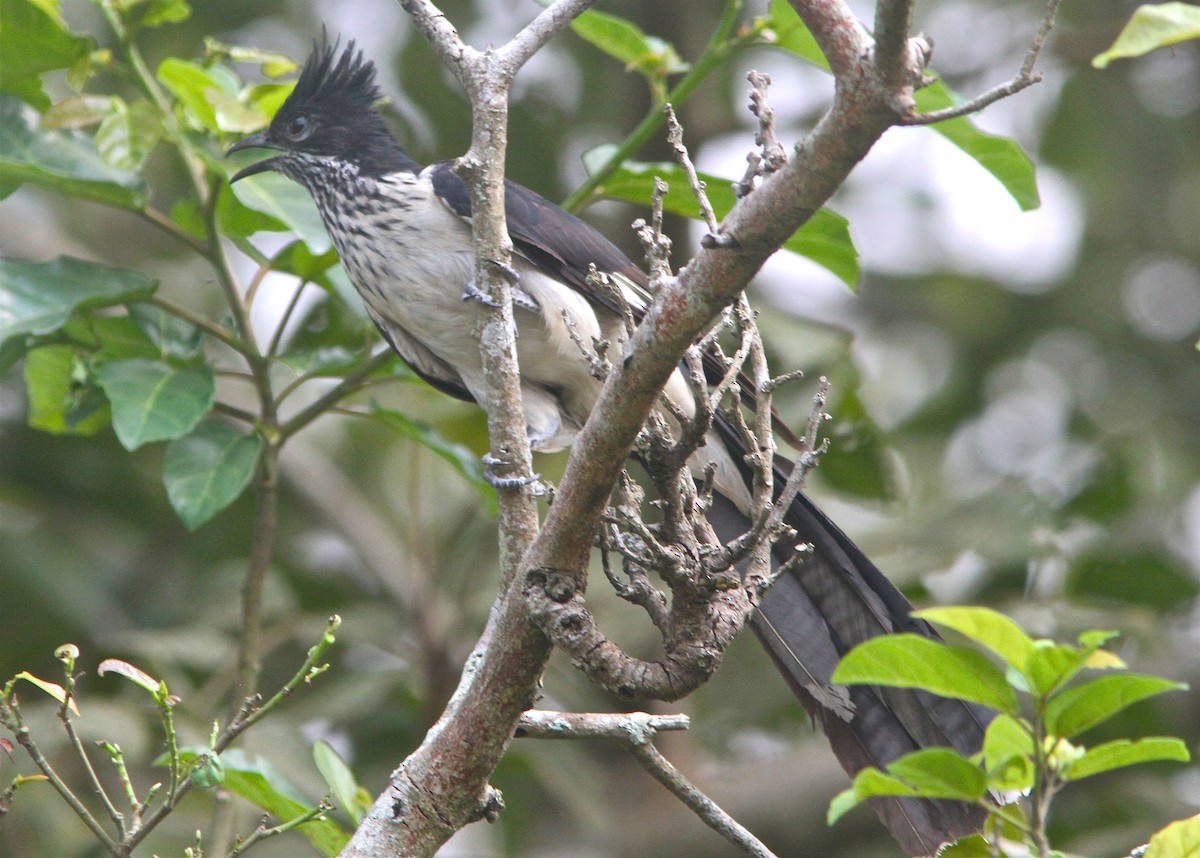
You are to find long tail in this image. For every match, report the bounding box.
[707,414,993,856]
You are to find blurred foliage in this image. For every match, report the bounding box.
[1,1,1199,857]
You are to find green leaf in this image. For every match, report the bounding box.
[827,768,919,824]
[913,606,1037,673]
[936,835,996,858]
[216,181,286,238]
[1025,642,1096,698]
[0,0,91,108]
[137,0,191,28]
[94,359,214,450]
[832,634,1018,714]
[1065,737,1189,781]
[0,256,156,344]
[177,748,349,857]
[128,302,204,360]
[95,98,162,172]
[9,670,79,712]
[228,169,332,253]
[64,313,160,363]
[23,345,110,435]
[371,404,492,507]
[1144,814,1200,858]
[162,421,263,530]
[593,159,858,286]
[0,94,148,208]
[913,82,1040,211]
[313,741,364,825]
[1094,2,1200,68]
[156,58,228,132]
[569,8,689,80]
[767,0,830,70]
[203,38,299,79]
[1045,674,1188,739]
[982,714,1035,792]
[884,747,988,801]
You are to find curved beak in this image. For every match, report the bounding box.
[227,132,285,183]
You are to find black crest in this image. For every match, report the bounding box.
[261,34,419,177]
[291,35,381,118]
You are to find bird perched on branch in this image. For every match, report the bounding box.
[229,38,992,855]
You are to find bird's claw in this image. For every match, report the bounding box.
[462,279,503,308]
[463,278,541,315]
[482,452,544,493]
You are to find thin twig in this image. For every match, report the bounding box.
[628,741,779,858]
[515,709,689,740]
[900,0,1062,125]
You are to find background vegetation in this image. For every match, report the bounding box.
[2,1,1199,856]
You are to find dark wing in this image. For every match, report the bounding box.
[428,161,649,317]
[428,161,805,445]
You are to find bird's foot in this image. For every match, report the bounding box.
[462,279,503,308]
[462,277,541,314]
[482,451,544,493]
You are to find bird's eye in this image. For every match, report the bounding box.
[285,116,312,141]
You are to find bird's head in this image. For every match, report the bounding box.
[229,37,411,183]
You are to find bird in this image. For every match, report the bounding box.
[229,37,993,855]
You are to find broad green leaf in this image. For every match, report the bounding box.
[95,98,162,172]
[1064,737,1189,781]
[371,405,492,507]
[94,359,214,450]
[216,181,286,238]
[229,169,332,253]
[280,346,367,378]
[0,94,148,208]
[62,313,159,363]
[177,749,349,856]
[1094,2,1200,68]
[1027,640,1123,698]
[0,256,156,343]
[270,240,340,282]
[23,345,109,435]
[162,421,263,530]
[207,87,268,134]
[936,835,995,857]
[156,58,229,132]
[128,302,204,360]
[594,159,858,286]
[137,0,191,28]
[767,0,830,70]
[913,606,1036,672]
[983,714,1035,792]
[832,634,1018,714]
[9,670,79,713]
[884,747,988,801]
[1144,814,1200,858]
[313,740,364,825]
[827,768,919,825]
[1045,674,1187,739]
[0,0,91,108]
[569,8,688,80]
[913,82,1040,211]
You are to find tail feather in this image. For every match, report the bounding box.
[707,415,993,855]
